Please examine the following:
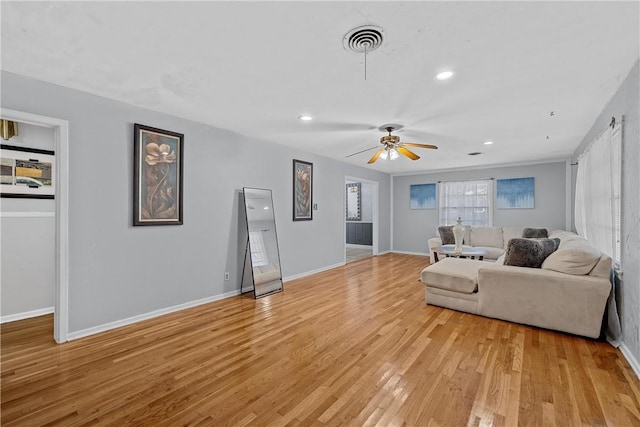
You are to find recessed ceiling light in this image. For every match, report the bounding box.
[298,114,313,121]
[436,71,454,80]
[483,141,494,145]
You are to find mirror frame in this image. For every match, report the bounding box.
[346,182,361,221]
[241,187,284,298]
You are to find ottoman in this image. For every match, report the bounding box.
[420,258,486,314]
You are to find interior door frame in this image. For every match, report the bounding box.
[344,175,379,261]
[2,108,69,343]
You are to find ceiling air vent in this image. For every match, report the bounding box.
[343,25,384,53]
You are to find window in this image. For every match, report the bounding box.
[249,231,269,267]
[575,122,621,266]
[439,179,493,226]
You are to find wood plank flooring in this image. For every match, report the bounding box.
[2,253,639,426]
[346,246,373,263]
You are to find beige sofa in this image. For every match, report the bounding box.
[421,230,612,338]
[427,226,531,263]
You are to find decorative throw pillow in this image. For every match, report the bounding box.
[503,238,559,268]
[522,228,549,238]
[438,226,455,245]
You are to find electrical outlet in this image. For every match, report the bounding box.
[224,272,230,281]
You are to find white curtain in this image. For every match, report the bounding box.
[575,122,621,264]
[574,119,622,346]
[439,180,493,226]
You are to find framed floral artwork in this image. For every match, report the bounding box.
[133,124,184,226]
[293,159,312,221]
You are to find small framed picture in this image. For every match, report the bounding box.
[1,144,55,199]
[133,124,184,226]
[293,159,313,221]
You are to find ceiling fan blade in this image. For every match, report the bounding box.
[401,142,438,150]
[367,149,385,164]
[345,146,379,158]
[397,146,420,160]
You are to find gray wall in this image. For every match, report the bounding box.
[1,71,391,334]
[393,162,567,254]
[572,61,639,367]
[1,123,56,318]
[360,182,374,222]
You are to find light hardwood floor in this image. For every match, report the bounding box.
[346,246,373,263]
[2,253,639,426]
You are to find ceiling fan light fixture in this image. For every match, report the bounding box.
[1,119,18,140]
[436,70,455,80]
[379,150,388,160]
[389,148,400,160]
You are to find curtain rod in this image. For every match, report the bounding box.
[437,178,494,183]
[574,115,622,166]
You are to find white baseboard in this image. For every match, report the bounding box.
[0,211,55,218]
[67,290,241,341]
[345,243,373,248]
[620,342,640,380]
[376,250,392,256]
[283,261,345,282]
[391,250,430,257]
[0,306,54,324]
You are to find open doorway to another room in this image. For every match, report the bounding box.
[344,177,378,263]
[0,122,56,325]
[1,108,69,343]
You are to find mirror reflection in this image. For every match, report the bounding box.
[346,182,361,221]
[243,187,283,298]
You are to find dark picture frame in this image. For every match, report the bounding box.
[0,144,55,199]
[133,124,184,226]
[293,159,313,221]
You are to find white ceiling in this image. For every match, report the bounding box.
[2,1,638,174]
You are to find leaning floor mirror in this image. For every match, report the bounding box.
[241,187,283,298]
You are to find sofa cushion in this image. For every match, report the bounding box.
[421,258,485,294]
[469,227,503,248]
[503,238,559,268]
[474,246,506,260]
[552,231,582,245]
[589,254,612,278]
[542,241,602,275]
[502,227,524,249]
[522,228,548,238]
[438,226,455,245]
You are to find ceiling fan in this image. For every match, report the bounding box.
[345,126,438,164]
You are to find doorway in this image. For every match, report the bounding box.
[1,108,69,343]
[344,176,379,263]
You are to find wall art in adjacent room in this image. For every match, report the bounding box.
[0,144,55,199]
